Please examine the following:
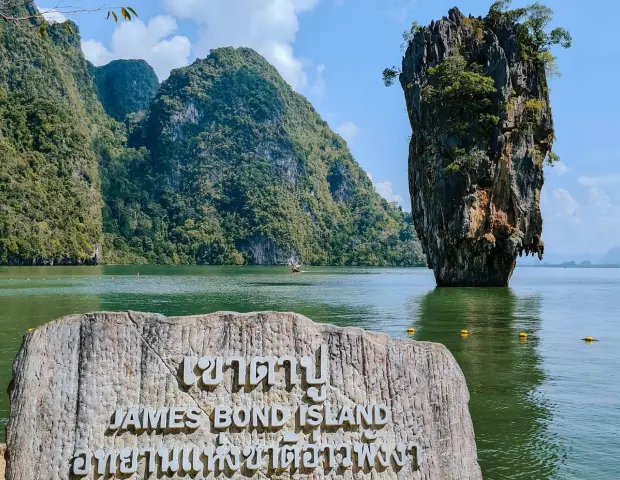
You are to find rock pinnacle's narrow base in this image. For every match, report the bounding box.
[432,256,517,287]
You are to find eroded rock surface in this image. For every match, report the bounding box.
[6,311,481,479]
[400,8,553,286]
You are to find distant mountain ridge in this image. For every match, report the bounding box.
[517,246,620,266]
[599,246,620,265]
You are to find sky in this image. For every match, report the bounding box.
[39,0,620,256]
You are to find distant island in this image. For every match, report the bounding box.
[518,246,620,267]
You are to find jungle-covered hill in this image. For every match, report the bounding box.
[0,5,114,265]
[0,8,424,266]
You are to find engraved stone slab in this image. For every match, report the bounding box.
[6,311,481,479]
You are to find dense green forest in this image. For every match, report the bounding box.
[0,8,113,265]
[0,7,424,266]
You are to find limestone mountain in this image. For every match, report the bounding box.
[104,47,424,265]
[0,4,423,266]
[0,5,113,265]
[89,59,159,122]
[387,2,570,286]
[599,246,620,265]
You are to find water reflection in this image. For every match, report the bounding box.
[413,288,562,480]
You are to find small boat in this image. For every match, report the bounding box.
[292,265,302,273]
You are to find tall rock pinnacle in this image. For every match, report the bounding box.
[392,4,569,286]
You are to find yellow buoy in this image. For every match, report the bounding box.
[460,329,469,337]
[407,328,416,335]
[583,336,598,342]
[519,332,528,339]
[27,328,33,332]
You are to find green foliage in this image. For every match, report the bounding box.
[401,22,422,51]
[486,0,571,72]
[461,16,485,41]
[488,0,513,16]
[445,163,461,174]
[524,98,546,114]
[105,7,138,24]
[382,67,401,87]
[539,50,560,78]
[89,59,159,121]
[423,55,499,145]
[546,150,560,165]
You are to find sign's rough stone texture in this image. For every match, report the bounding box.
[6,311,481,479]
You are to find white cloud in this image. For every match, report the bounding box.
[82,40,112,66]
[37,6,67,23]
[541,183,620,254]
[163,0,320,91]
[552,161,570,175]
[551,188,579,218]
[577,174,620,187]
[336,121,360,144]
[375,180,404,205]
[82,16,191,80]
[587,187,613,213]
[310,64,326,97]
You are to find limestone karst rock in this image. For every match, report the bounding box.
[6,311,481,479]
[399,7,556,286]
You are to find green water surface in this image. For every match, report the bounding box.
[0,265,618,479]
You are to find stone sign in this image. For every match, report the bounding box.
[5,311,481,479]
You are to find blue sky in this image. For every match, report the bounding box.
[41,0,620,256]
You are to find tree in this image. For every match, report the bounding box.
[487,0,572,52]
[0,1,136,35]
[382,67,400,87]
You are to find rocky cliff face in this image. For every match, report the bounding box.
[399,7,554,286]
